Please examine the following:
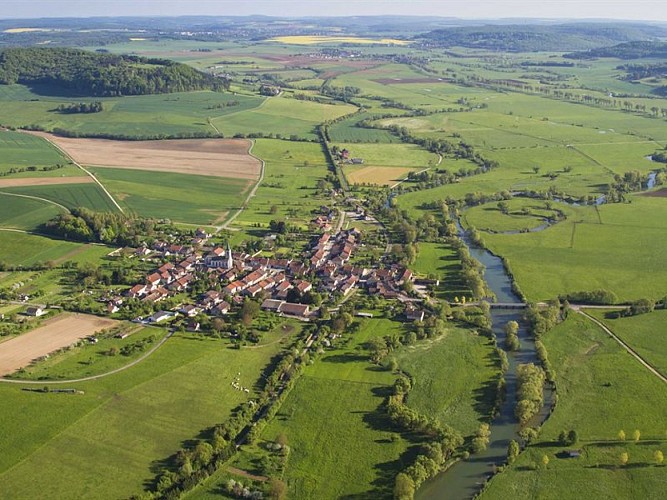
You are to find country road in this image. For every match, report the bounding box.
[579,309,667,385]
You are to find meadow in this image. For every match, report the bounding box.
[0,330,290,499]
[0,130,78,177]
[411,242,471,300]
[88,167,250,225]
[4,183,119,212]
[0,232,100,267]
[462,198,564,233]
[479,313,667,499]
[0,85,263,138]
[0,193,64,231]
[590,309,667,376]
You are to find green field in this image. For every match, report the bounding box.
[411,242,471,300]
[333,142,439,168]
[0,232,99,267]
[214,96,356,140]
[0,85,263,138]
[4,183,119,212]
[0,330,291,499]
[0,193,64,231]
[480,313,667,499]
[462,198,562,233]
[249,317,411,499]
[395,326,499,436]
[590,309,667,376]
[88,167,250,225]
[0,130,78,177]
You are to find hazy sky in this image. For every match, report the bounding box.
[0,0,665,22]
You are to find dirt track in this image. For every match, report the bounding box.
[0,313,118,377]
[28,132,261,180]
[0,176,93,188]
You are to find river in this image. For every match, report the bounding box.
[417,223,554,500]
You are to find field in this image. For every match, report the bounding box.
[33,133,261,180]
[0,313,119,376]
[590,309,667,376]
[479,313,667,499]
[89,167,250,225]
[0,329,291,499]
[0,130,77,177]
[0,176,93,187]
[0,86,264,138]
[4,183,119,212]
[395,326,499,436]
[346,165,417,186]
[0,232,102,267]
[269,35,410,45]
[411,242,470,300]
[0,194,64,231]
[462,199,563,233]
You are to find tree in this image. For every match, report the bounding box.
[504,320,520,351]
[633,429,641,442]
[508,439,520,464]
[567,429,578,446]
[618,429,626,441]
[497,201,510,214]
[269,478,287,500]
[619,451,629,466]
[541,454,550,468]
[654,450,664,465]
[276,433,288,448]
[394,472,416,500]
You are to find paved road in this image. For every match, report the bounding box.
[579,309,667,385]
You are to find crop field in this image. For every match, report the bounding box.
[88,167,249,225]
[0,232,97,267]
[0,130,76,177]
[346,165,417,186]
[478,195,667,301]
[0,176,93,187]
[480,313,667,499]
[395,326,499,436]
[589,309,667,376]
[0,194,64,231]
[4,183,119,212]
[327,112,399,143]
[213,96,356,140]
[34,133,261,180]
[0,330,290,499]
[0,86,263,138]
[233,139,331,228]
[0,313,119,376]
[256,317,411,499]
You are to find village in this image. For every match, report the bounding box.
[114,212,420,329]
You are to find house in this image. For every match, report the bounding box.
[147,273,162,287]
[295,280,313,294]
[107,302,120,314]
[350,158,364,164]
[405,307,425,322]
[148,311,172,324]
[212,301,231,316]
[279,302,310,318]
[127,284,147,298]
[179,305,200,317]
[261,299,284,312]
[25,306,46,317]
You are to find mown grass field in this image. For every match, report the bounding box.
[479,313,667,499]
[0,331,290,499]
[590,309,667,376]
[0,130,78,177]
[89,167,249,225]
[411,242,471,300]
[253,317,412,499]
[466,195,667,302]
[4,182,119,212]
[462,198,563,233]
[0,232,100,267]
[0,193,64,231]
[214,96,356,140]
[0,85,263,138]
[395,326,499,437]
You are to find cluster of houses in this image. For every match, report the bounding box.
[118,222,419,324]
[332,147,364,165]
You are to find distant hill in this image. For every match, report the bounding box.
[0,47,229,97]
[418,23,667,52]
[564,41,667,59]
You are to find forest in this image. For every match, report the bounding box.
[0,47,230,96]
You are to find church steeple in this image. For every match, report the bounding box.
[226,241,233,269]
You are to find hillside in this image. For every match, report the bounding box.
[0,47,229,97]
[564,40,667,59]
[418,23,667,52]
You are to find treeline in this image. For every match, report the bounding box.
[0,163,64,177]
[565,41,667,60]
[0,47,230,97]
[42,208,154,246]
[515,363,546,424]
[55,101,103,114]
[617,63,667,81]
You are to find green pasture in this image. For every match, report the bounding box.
[332,142,439,168]
[478,195,667,301]
[88,167,249,225]
[480,313,667,499]
[0,130,77,177]
[462,198,562,233]
[328,112,399,143]
[0,330,289,499]
[213,96,356,140]
[0,85,263,138]
[0,194,64,231]
[257,317,412,499]
[590,309,667,376]
[395,326,499,436]
[0,232,96,267]
[411,242,471,300]
[4,182,119,212]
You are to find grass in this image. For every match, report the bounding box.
[0,232,99,267]
[346,166,418,186]
[462,198,562,233]
[411,242,471,300]
[0,193,64,231]
[479,313,667,499]
[269,36,410,45]
[0,86,263,138]
[0,130,77,177]
[0,329,291,499]
[214,96,356,140]
[89,167,250,225]
[328,112,399,144]
[589,309,667,377]
[394,326,499,436]
[4,183,119,212]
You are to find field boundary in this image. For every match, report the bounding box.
[0,329,173,385]
[579,309,667,384]
[31,133,125,213]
